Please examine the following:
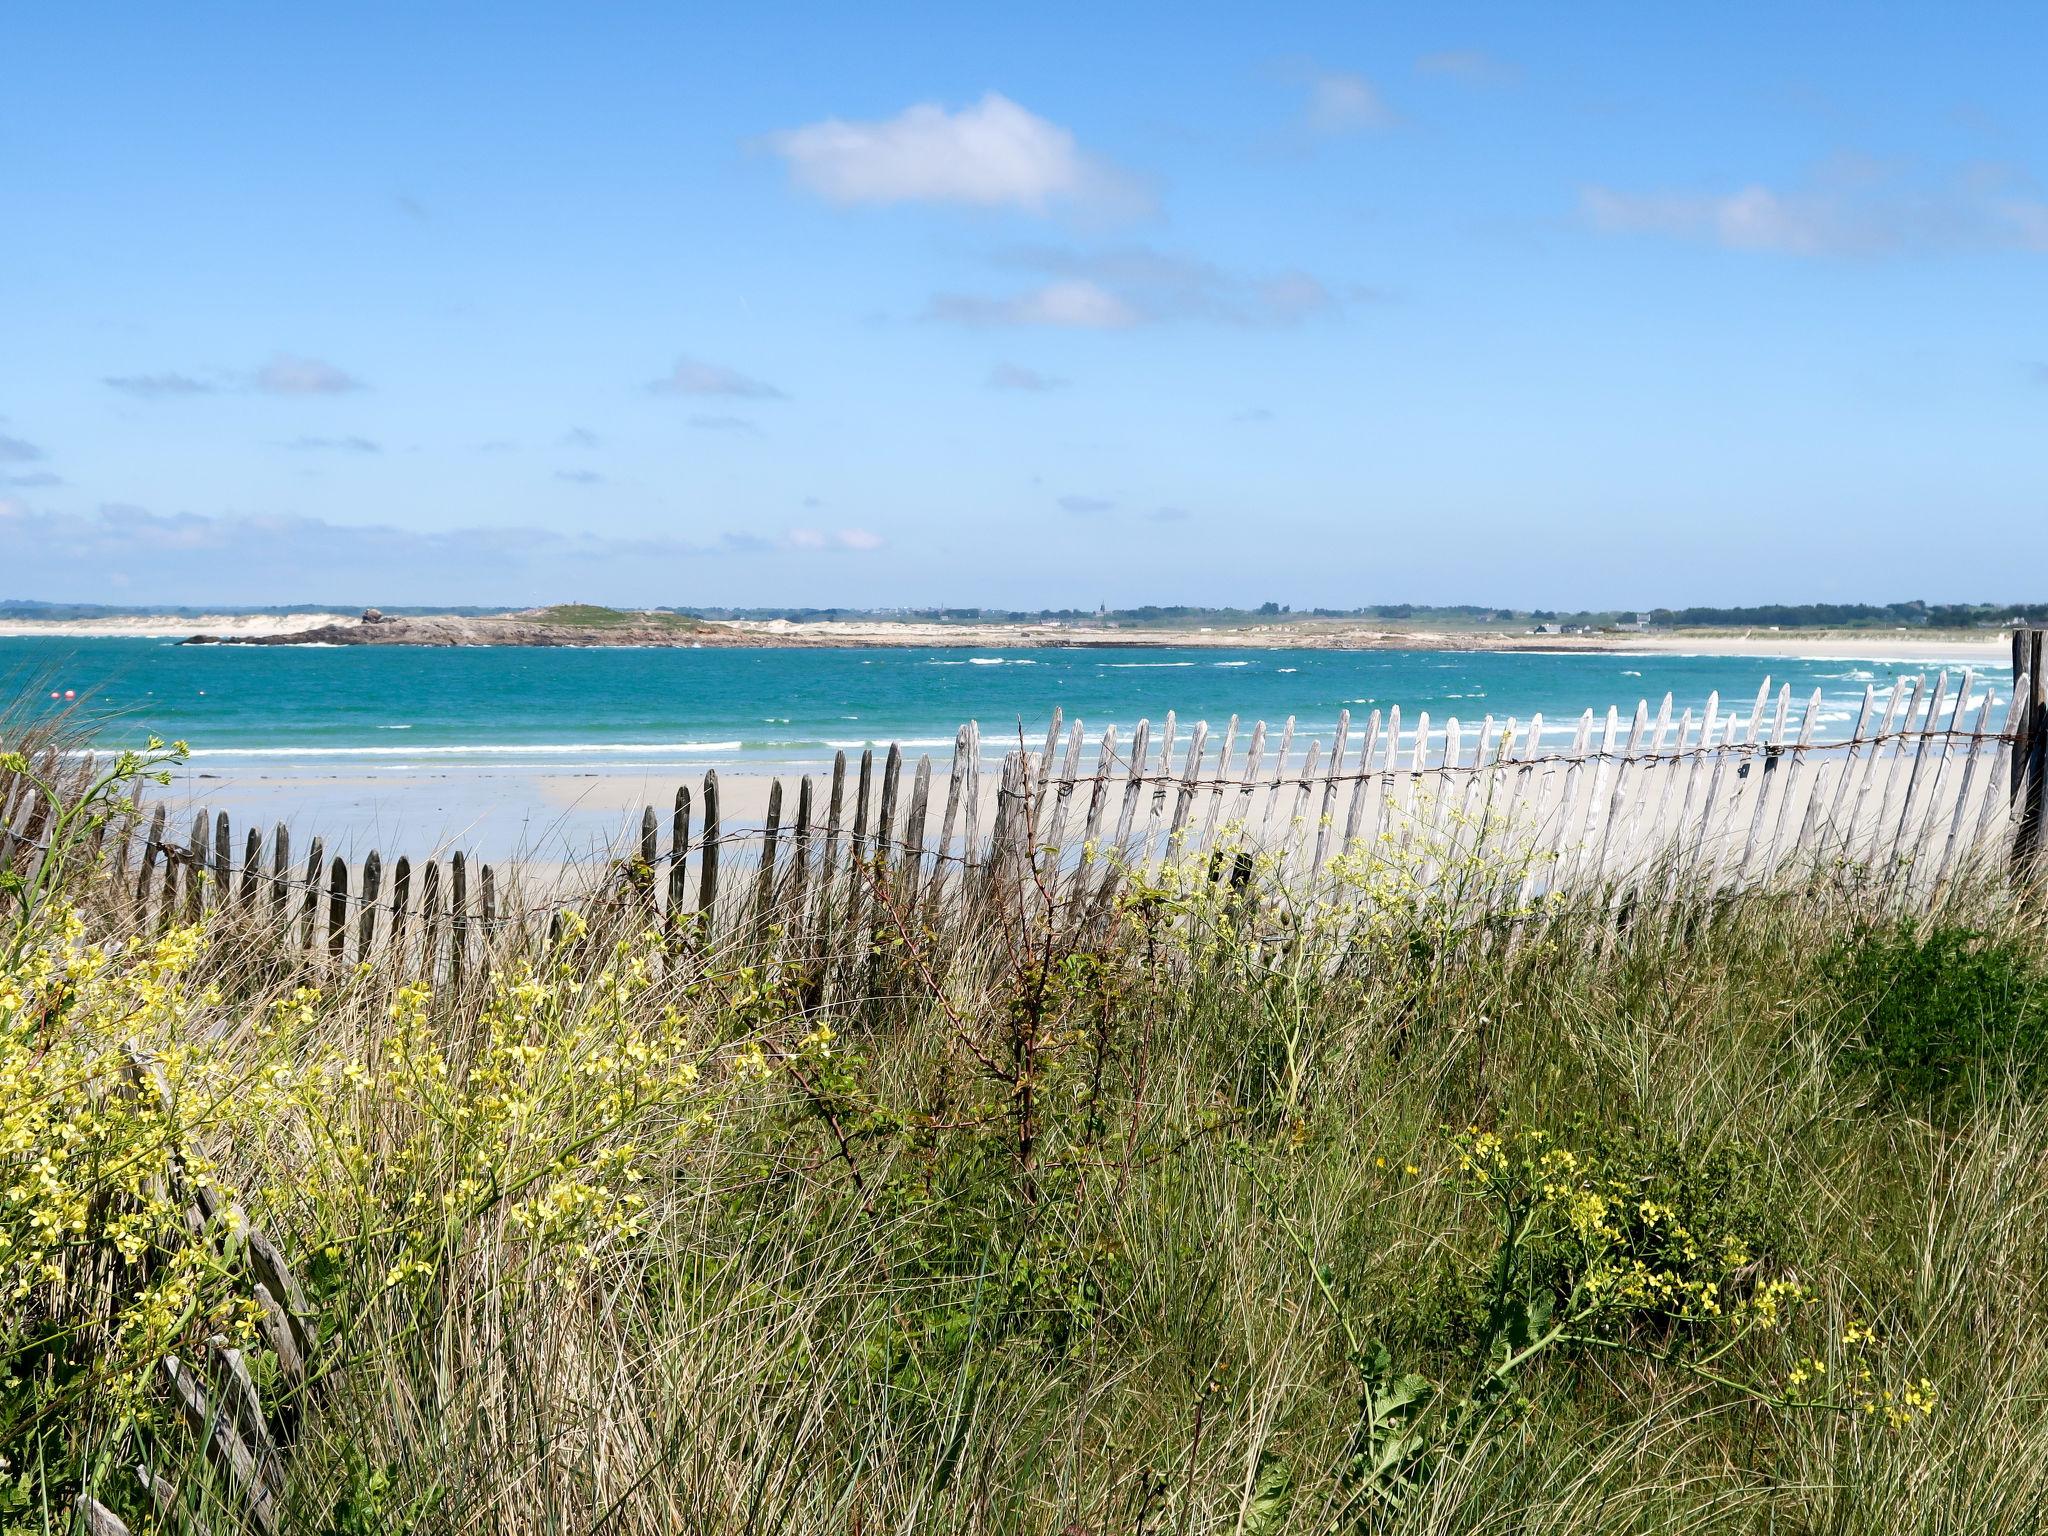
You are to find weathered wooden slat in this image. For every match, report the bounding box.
[668,784,692,920]
[1660,694,1717,902]
[1539,712,1592,899]
[357,852,381,958]
[960,722,982,870]
[450,852,469,991]
[822,751,847,902]
[1167,718,1209,863]
[1840,678,1908,861]
[791,774,816,925]
[698,771,721,929]
[892,758,924,902]
[1933,691,2000,897]
[1868,674,1929,869]
[135,804,166,921]
[1908,669,1976,875]
[851,749,874,870]
[1197,714,1239,854]
[419,861,443,981]
[269,825,290,922]
[876,743,903,872]
[239,827,262,908]
[1232,718,1269,844]
[755,780,783,937]
[390,855,412,963]
[1590,701,1650,888]
[1610,696,1671,882]
[1109,718,1152,881]
[480,864,496,954]
[212,811,231,912]
[1816,685,1877,857]
[1039,721,1086,899]
[1310,709,1351,876]
[1972,673,2029,868]
[326,857,347,961]
[1256,716,1296,851]
[1338,709,1381,861]
[1887,671,1949,872]
[1078,723,1118,877]
[1142,711,1178,874]
[299,837,324,950]
[1032,706,1064,824]
[1368,706,1404,864]
[1731,684,1791,890]
[183,811,207,925]
[637,806,659,918]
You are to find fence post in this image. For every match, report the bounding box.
[2011,628,2047,874]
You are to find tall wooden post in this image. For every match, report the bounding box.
[2011,628,2048,873]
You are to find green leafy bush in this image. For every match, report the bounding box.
[1827,922,2048,1102]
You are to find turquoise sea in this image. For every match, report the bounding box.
[0,638,1999,772]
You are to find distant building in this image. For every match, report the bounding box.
[1532,622,1564,635]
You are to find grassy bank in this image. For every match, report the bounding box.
[5,742,2047,1534]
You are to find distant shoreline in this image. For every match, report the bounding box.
[0,610,2011,664]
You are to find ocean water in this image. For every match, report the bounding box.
[1,638,1999,771]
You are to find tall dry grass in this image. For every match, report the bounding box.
[5,735,2048,1535]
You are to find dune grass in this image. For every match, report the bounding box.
[5,740,2048,1534]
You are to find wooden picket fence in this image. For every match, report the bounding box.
[6,650,2046,979]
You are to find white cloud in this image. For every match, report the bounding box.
[929,279,1140,330]
[256,354,365,395]
[1415,50,1516,84]
[1305,71,1392,135]
[987,362,1068,391]
[1583,164,2048,257]
[933,245,1343,329]
[277,435,380,453]
[0,501,884,599]
[785,527,884,551]
[103,372,216,398]
[766,93,1148,216]
[648,356,786,399]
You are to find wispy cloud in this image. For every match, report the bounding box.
[103,371,216,398]
[0,501,886,598]
[786,527,884,551]
[648,355,786,399]
[0,434,46,464]
[1058,493,1114,515]
[987,362,1069,391]
[559,427,603,448]
[930,281,1139,330]
[1148,505,1191,522]
[255,354,365,395]
[276,435,380,453]
[1582,161,2048,257]
[555,469,606,485]
[932,245,1342,330]
[1233,407,1276,424]
[1303,70,1393,135]
[6,472,63,488]
[1416,50,1516,84]
[688,414,761,433]
[766,92,1150,218]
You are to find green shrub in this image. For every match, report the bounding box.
[1827,922,2048,1103]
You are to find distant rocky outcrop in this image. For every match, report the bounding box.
[183,606,739,648]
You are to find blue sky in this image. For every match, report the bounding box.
[3,2,2044,609]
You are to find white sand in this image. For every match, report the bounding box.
[0,613,342,639]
